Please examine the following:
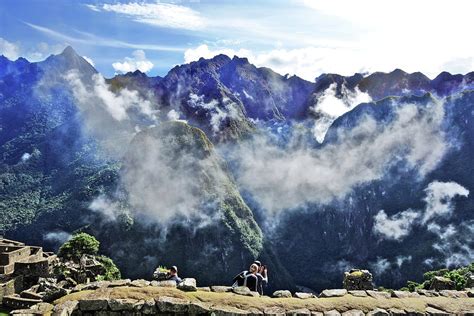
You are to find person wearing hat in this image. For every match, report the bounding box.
[167,265,182,284]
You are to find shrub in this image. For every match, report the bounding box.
[96,255,121,281]
[58,232,100,261]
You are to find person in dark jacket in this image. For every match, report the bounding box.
[232,263,259,292]
[167,266,182,284]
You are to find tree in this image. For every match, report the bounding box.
[58,232,100,261]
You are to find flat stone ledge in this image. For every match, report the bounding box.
[319,289,347,298]
[348,290,368,297]
[366,290,391,299]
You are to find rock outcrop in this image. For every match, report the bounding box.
[343,269,374,291]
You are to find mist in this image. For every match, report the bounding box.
[232,98,449,213]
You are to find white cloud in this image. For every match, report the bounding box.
[373,181,469,241]
[428,221,474,267]
[184,44,251,65]
[25,22,184,52]
[187,93,240,133]
[311,83,371,142]
[0,37,20,60]
[234,99,448,213]
[184,45,338,81]
[88,2,206,30]
[395,255,412,268]
[422,181,469,223]
[112,50,154,74]
[26,42,64,61]
[64,69,158,155]
[20,152,32,162]
[82,55,95,67]
[370,257,391,276]
[43,231,72,245]
[66,70,155,121]
[373,209,420,241]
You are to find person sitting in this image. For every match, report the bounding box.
[253,260,268,295]
[167,265,182,284]
[232,263,260,292]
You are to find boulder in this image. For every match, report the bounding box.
[439,290,468,298]
[467,274,474,288]
[79,298,108,311]
[429,276,455,291]
[319,289,347,298]
[425,307,450,315]
[108,279,131,287]
[138,298,156,315]
[210,305,249,314]
[232,286,253,296]
[467,289,474,297]
[211,285,232,292]
[197,286,211,292]
[177,278,197,291]
[188,301,212,314]
[341,310,364,316]
[343,269,374,290]
[232,286,260,297]
[403,309,424,316]
[295,292,315,299]
[152,267,170,281]
[287,308,312,315]
[272,290,292,298]
[367,308,389,316]
[366,290,391,299]
[348,290,367,297]
[53,300,79,316]
[151,280,176,287]
[130,279,150,287]
[155,296,189,313]
[263,306,286,316]
[416,289,439,297]
[388,308,406,316]
[391,290,420,298]
[41,285,69,302]
[108,298,139,311]
[324,310,341,316]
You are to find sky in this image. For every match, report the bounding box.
[0,0,473,81]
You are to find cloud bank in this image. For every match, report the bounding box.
[311,83,372,142]
[373,181,469,241]
[233,99,448,213]
[112,50,154,74]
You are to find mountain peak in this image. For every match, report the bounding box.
[61,46,78,57]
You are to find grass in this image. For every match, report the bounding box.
[54,286,474,314]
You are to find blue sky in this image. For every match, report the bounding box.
[1,0,473,80]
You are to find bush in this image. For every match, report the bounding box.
[58,232,100,261]
[96,255,121,281]
[402,262,474,291]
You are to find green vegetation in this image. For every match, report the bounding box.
[96,255,121,281]
[57,232,121,281]
[402,262,474,291]
[58,232,100,261]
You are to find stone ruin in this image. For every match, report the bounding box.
[0,237,57,309]
[0,237,108,311]
[342,269,374,291]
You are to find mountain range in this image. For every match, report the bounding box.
[0,46,473,292]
